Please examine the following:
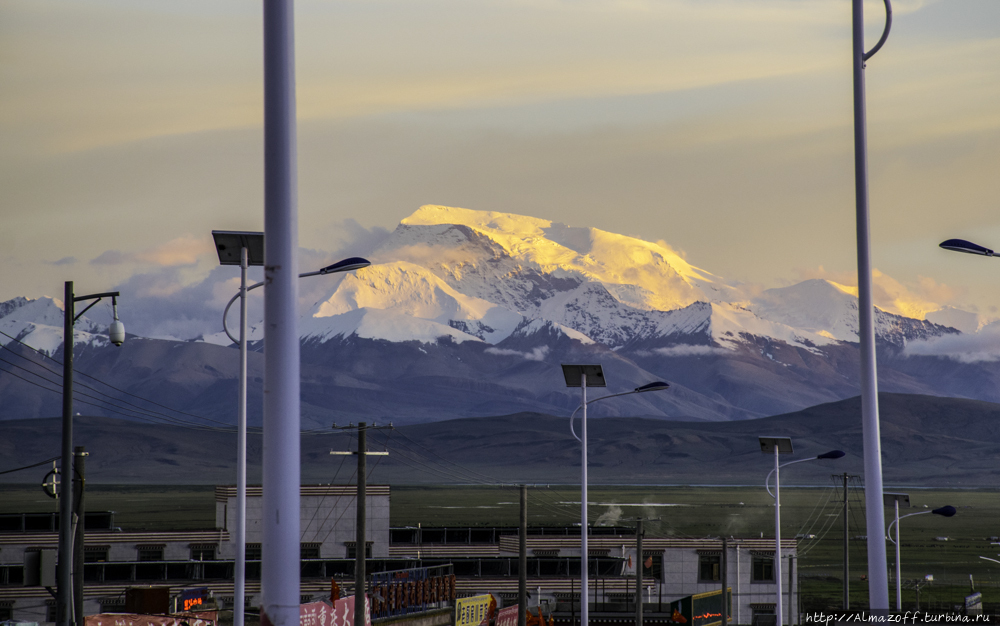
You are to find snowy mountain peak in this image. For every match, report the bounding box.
[0,296,108,355]
[388,205,736,313]
[310,261,523,344]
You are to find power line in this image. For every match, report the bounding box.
[0,455,60,476]
[0,329,248,432]
[0,328,237,428]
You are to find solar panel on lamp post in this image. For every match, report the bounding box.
[885,496,956,612]
[213,230,369,626]
[561,364,669,626]
[760,437,845,626]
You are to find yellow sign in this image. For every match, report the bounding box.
[455,594,493,626]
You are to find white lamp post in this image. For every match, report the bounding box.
[759,437,845,626]
[213,230,369,626]
[850,0,893,611]
[561,364,669,626]
[885,496,956,611]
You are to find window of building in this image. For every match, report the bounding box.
[190,544,217,561]
[752,554,774,582]
[84,546,110,563]
[136,545,164,562]
[641,552,663,581]
[0,601,13,621]
[698,554,721,582]
[344,542,373,559]
[245,543,262,561]
[45,600,58,622]
[301,543,321,559]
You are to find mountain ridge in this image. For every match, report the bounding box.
[2,393,997,487]
[1,205,998,425]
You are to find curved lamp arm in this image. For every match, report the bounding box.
[222,257,371,344]
[863,0,893,62]
[569,381,669,442]
[980,556,1000,565]
[765,450,845,498]
[887,506,956,544]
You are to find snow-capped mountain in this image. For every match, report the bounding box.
[0,296,109,355]
[304,205,955,353]
[1,205,996,426]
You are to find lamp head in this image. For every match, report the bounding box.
[940,239,994,256]
[817,450,846,460]
[932,505,957,517]
[634,381,670,393]
[320,257,371,275]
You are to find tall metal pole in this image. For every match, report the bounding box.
[852,0,892,612]
[235,246,249,626]
[773,446,783,626]
[72,446,87,626]
[261,1,301,625]
[356,422,367,626]
[842,473,849,610]
[519,485,527,626]
[580,373,589,626]
[58,280,75,626]
[635,520,643,626]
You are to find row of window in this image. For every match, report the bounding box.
[78,541,363,563]
[698,554,774,583]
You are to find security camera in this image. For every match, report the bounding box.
[109,295,125,346]
[109,320,125,347]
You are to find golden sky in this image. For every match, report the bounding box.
[1,0,999,337]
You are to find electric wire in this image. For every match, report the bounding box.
[307,428,358,541]
[0,354,241,432]
[389,429,510,486]
[0,455,60,476]
[0,329,239,429]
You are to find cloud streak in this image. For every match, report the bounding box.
[484,346,550,361]
[905,324,1000,363]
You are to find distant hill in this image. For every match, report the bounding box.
[3,393,999,487]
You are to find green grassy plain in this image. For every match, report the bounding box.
[4,483,999,612]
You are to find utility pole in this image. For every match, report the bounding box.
[58,284,121,626]
[331,422,390,626]
[519,485,527,626]
[59,281,74,626]
[721,536,727,626]
[635,520,643,626]
[72,447,87,626]
[843,473,849,611]
[835,473,859,610]
[356,422,366,626]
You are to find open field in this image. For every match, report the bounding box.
[4,483,999,612]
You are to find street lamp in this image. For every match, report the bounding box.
[940,239,995,257]
[759,437,845,626]
[885,494,956,611]
[59,283,124,626]
[561,364,669,626]
[212,230,369,626]
[850,0,894,611]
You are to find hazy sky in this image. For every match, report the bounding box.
[2,0,999,339]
